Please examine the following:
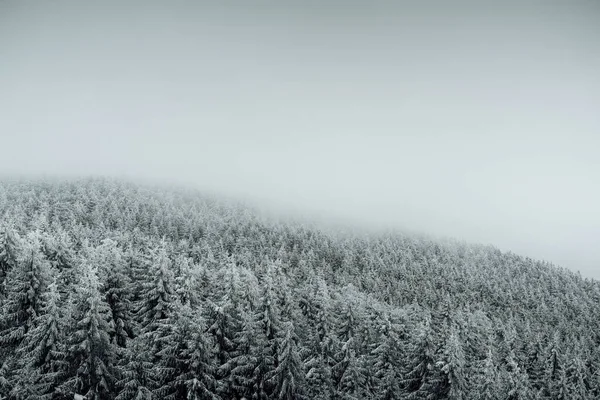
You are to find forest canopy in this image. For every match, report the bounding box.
[0,177,598,399]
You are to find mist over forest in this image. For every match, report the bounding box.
[1,0,599,279]
[1,0,599,398]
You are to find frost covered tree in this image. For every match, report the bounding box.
[401,317,437,398]
[335,338,368,400]
[0,233,49,356]
[542,332,563,398]
[564,356,590,400]
[500,350,533,400]
[208,302,237,364]
[304,350,334,400]
[131,243,181,397]
[92,239,134,348]
[115,335,155,400]
[257,271,283,366]
[413,322,467,400]
[525,333,546,393]
[370,319,404,400]
[223,308,271,400]
[221,269,287,400]
[443,327,468,400]
[173,254,201,308]
[0,226,19,299]
[58,264,117,400]
[474,348,500,400]
[10,279,67,399]
[136,244,176,335]
[268,322,305,400]
[168,304,218,400]
[302,276,336,399]
[43,228,78,303]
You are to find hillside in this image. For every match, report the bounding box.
[0,177,598,399]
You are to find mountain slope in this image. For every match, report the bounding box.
[0,177,598,399]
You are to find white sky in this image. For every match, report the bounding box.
[1,0,599,278]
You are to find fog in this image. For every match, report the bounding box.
[1,1,599,278]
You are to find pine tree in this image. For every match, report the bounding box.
[542,332,562,398]
[370,319,404,400]
[224,309,272,400]
[310,278,334,348]
[475,348,500,400]
[304,350,334,400]
[94,239,134,348]
[58,264,117,400]
[401,317,436,398]
[0,233,49,353]
[268,322,305,400]
[525,332,546,393]
[336,300,357,346]
[43,228,77,303]
[257,271,282,369]
[0,226,19,299]
[303,277,336,400]
[336,338,368,400]
[564,356,590,400]
[417,323,458,400]
[122,243,146,308]
[115,336,155,400]
[443,327,468,400]
[10,279,67,399]
[501,350,533,400]
[170,304,219,400]
[224,268,287,400]
[134,244,178,395]
[207,301,238,396]
[41,227,73,274]
[555,366,570,400]
[136,244,176,335]
[173,254,201,308]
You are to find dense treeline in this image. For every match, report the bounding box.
[0,177,599,399]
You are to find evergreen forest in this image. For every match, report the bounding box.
[0,177,599,400]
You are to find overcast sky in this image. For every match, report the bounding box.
[1,1,599,278]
